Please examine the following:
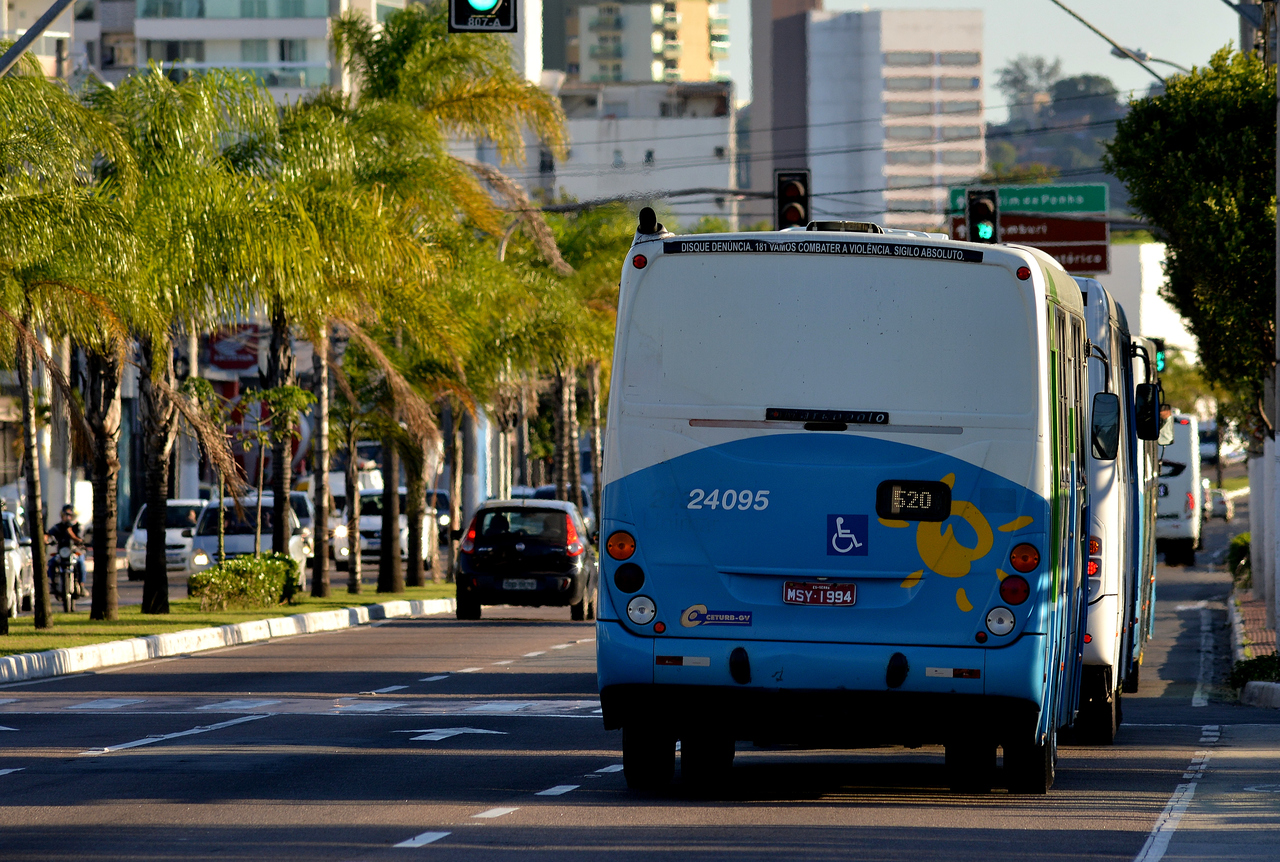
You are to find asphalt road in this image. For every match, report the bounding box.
[1,505,1276,861]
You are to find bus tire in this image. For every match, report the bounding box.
[1181,539,1197,567]
[1005,727,1055,794]
[1123,658,1141,693]
[680,733,735,790]
[1078,692,1118,746]
[456,596,481,620]
[946,740,995,793]
[623,725,675,791]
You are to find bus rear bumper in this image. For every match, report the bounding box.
[597,621,1047,745]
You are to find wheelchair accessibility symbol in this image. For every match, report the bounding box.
[827,515,868,556]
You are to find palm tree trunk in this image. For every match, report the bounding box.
[517,380,530,487]
[86,349,122,621]
[311,327,330,598]
[19,315,51,629]
[405,446,425,588]
[447,403,462,584]
[346,428,361,594]
[139,336,175,615]
[568,369,582,510]
[587,362,603,528]
[267,301,295,557]
[0,500,8,633]
[217,472,225,562]
[554,369,569,503]
[377,433,403,593]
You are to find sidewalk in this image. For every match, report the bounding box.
[1234,589,1276,659]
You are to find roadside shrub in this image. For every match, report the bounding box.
[1228,532,1251,588]
[1229,654,1280,689]
[188,552,301,611]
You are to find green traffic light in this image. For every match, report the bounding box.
[1156,352,1166,372]
[469,0,500,9]
[977,221,994,241]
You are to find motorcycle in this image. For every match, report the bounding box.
[49,543,85,612]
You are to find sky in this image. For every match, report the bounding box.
[718,0,1244,123]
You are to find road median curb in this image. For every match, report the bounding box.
[0,598,455,684]
[1241,680,1280,709]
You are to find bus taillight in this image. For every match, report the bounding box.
[999,574,1031,605]
[607,531,636,560]
[1009,543,1040,573]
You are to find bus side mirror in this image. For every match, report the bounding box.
[1158,414,1176,446]
[1091,393,1121,461]
[1134,383,1159,440]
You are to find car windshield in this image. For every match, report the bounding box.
[167,505,203,529]
[477,508,567,541]
[197,505,281,536]
[290,495,311,520]
[358,494,408,516]
[426,490,449,509]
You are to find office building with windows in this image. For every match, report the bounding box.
[750,7,984,229]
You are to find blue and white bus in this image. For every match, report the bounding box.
[1127,335,1162,693]
[1075,278,1160,743]
[596,213,1106,794]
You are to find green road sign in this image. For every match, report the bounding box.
[948,183,1108,215]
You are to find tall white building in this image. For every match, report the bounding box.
[568,0,727,84]
[749,7,984,230]
[2,0,76,77]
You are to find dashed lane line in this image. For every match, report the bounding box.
[196,700,281,711]
[472,807,518,819]
[522,651,546,658]
[67,698,144,710]
[365,685,409,694]
[455,668,483,674]
[594,764,624,773]
[1132,728,1218,862]
[78,714,270,756]
[419,675,449,682]
[550,644,575,650]
[394,831,450,848]
[0,768,24,776]
[492,660,515,666]
[535,785,579,796]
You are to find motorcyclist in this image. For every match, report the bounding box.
[45,504,86,598]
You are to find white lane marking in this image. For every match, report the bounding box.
[522,652,545,658]
[419,675,449,683]
[0,699,16,706]
[67,699,145,710]
[394,831,450,848]
[395,727,507,742]
[333,700,410,713]
[1133,783,1198,862]
[535,785,579,796]
[550,644,575,650]
[576,638,596,644]
[78,714,269,756]
[465,702,535,713]
[472,807,518,819]
[1192,608,1212,707]
[196,700,281,711]
[0,725,17,731]
[367,686,409,694]
[1176,601,1208,611]
[0,768,24,776]
[492,660,514,666]
[1244,784,1280,793]
[456,668,483,674]
[595,764,624,773]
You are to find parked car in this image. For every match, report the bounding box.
[454,499,598,621]
[426,488,452,545]
[3,511,33,615]
[288,491,317,560]
[186,496,309,593]
[332,487,437,571]
[125,499,206,581]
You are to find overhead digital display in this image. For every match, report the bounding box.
[875,480,952,522]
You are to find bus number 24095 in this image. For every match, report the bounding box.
[687,489,770,510]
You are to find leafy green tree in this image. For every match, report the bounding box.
[1105,48,1275,420]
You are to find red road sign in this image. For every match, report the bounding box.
[949,214,1110,274]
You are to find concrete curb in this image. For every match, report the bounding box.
[0,598,456,684]
[1229,588,1249,664]
[1241,681,1280,709]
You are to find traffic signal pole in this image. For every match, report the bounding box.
[0,0,75,77]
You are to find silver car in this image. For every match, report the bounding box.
[3,511,33,616]
[125,499,206,580]
[186,496,309,593]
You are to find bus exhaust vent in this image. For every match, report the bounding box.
[807,221,885,234]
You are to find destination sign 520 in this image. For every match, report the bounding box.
[663,239,983,263]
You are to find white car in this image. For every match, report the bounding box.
[1156,414,1202,566]
[333,487,436,571]
[3,511,33,616]
[125,499,206,580]
[186,496,309,593]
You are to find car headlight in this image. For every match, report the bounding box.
[437,513,450,527]
[333,524,348,538]
[192,549,210,567]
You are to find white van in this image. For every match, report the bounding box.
[1155,414,1202,566]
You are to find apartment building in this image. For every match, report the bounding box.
[750,7,984,230]
[2,0,76,77]
[543,0,725,83]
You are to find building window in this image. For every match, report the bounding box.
[885,101,933,116]
[939,75,980,91]
[939,150,982,165]
[644,149,655,165]
[939,125,981,141]
[241,39,268,62]
[884,76,931,91]
[886,199,936,212]
[279,39,307,62]
[885,150,934,165]
[884,125,934,141]
[887,176,931,190]
[940,100,980,115]
[146,39,204,62]
[240,0,266,16]
[102,33,136,68]
[279,0,305,16]
[938,51,981,66]
[883,51,932,66]
[612,149,625,168]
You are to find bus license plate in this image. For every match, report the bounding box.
[503,578,538,591]
[783,582,855,606]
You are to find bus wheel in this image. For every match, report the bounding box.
[623,725,676,791]
[1005,726,1055,794]
[1078,693,1118,746]
[680,732,735,791]
[946,740,995,793]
